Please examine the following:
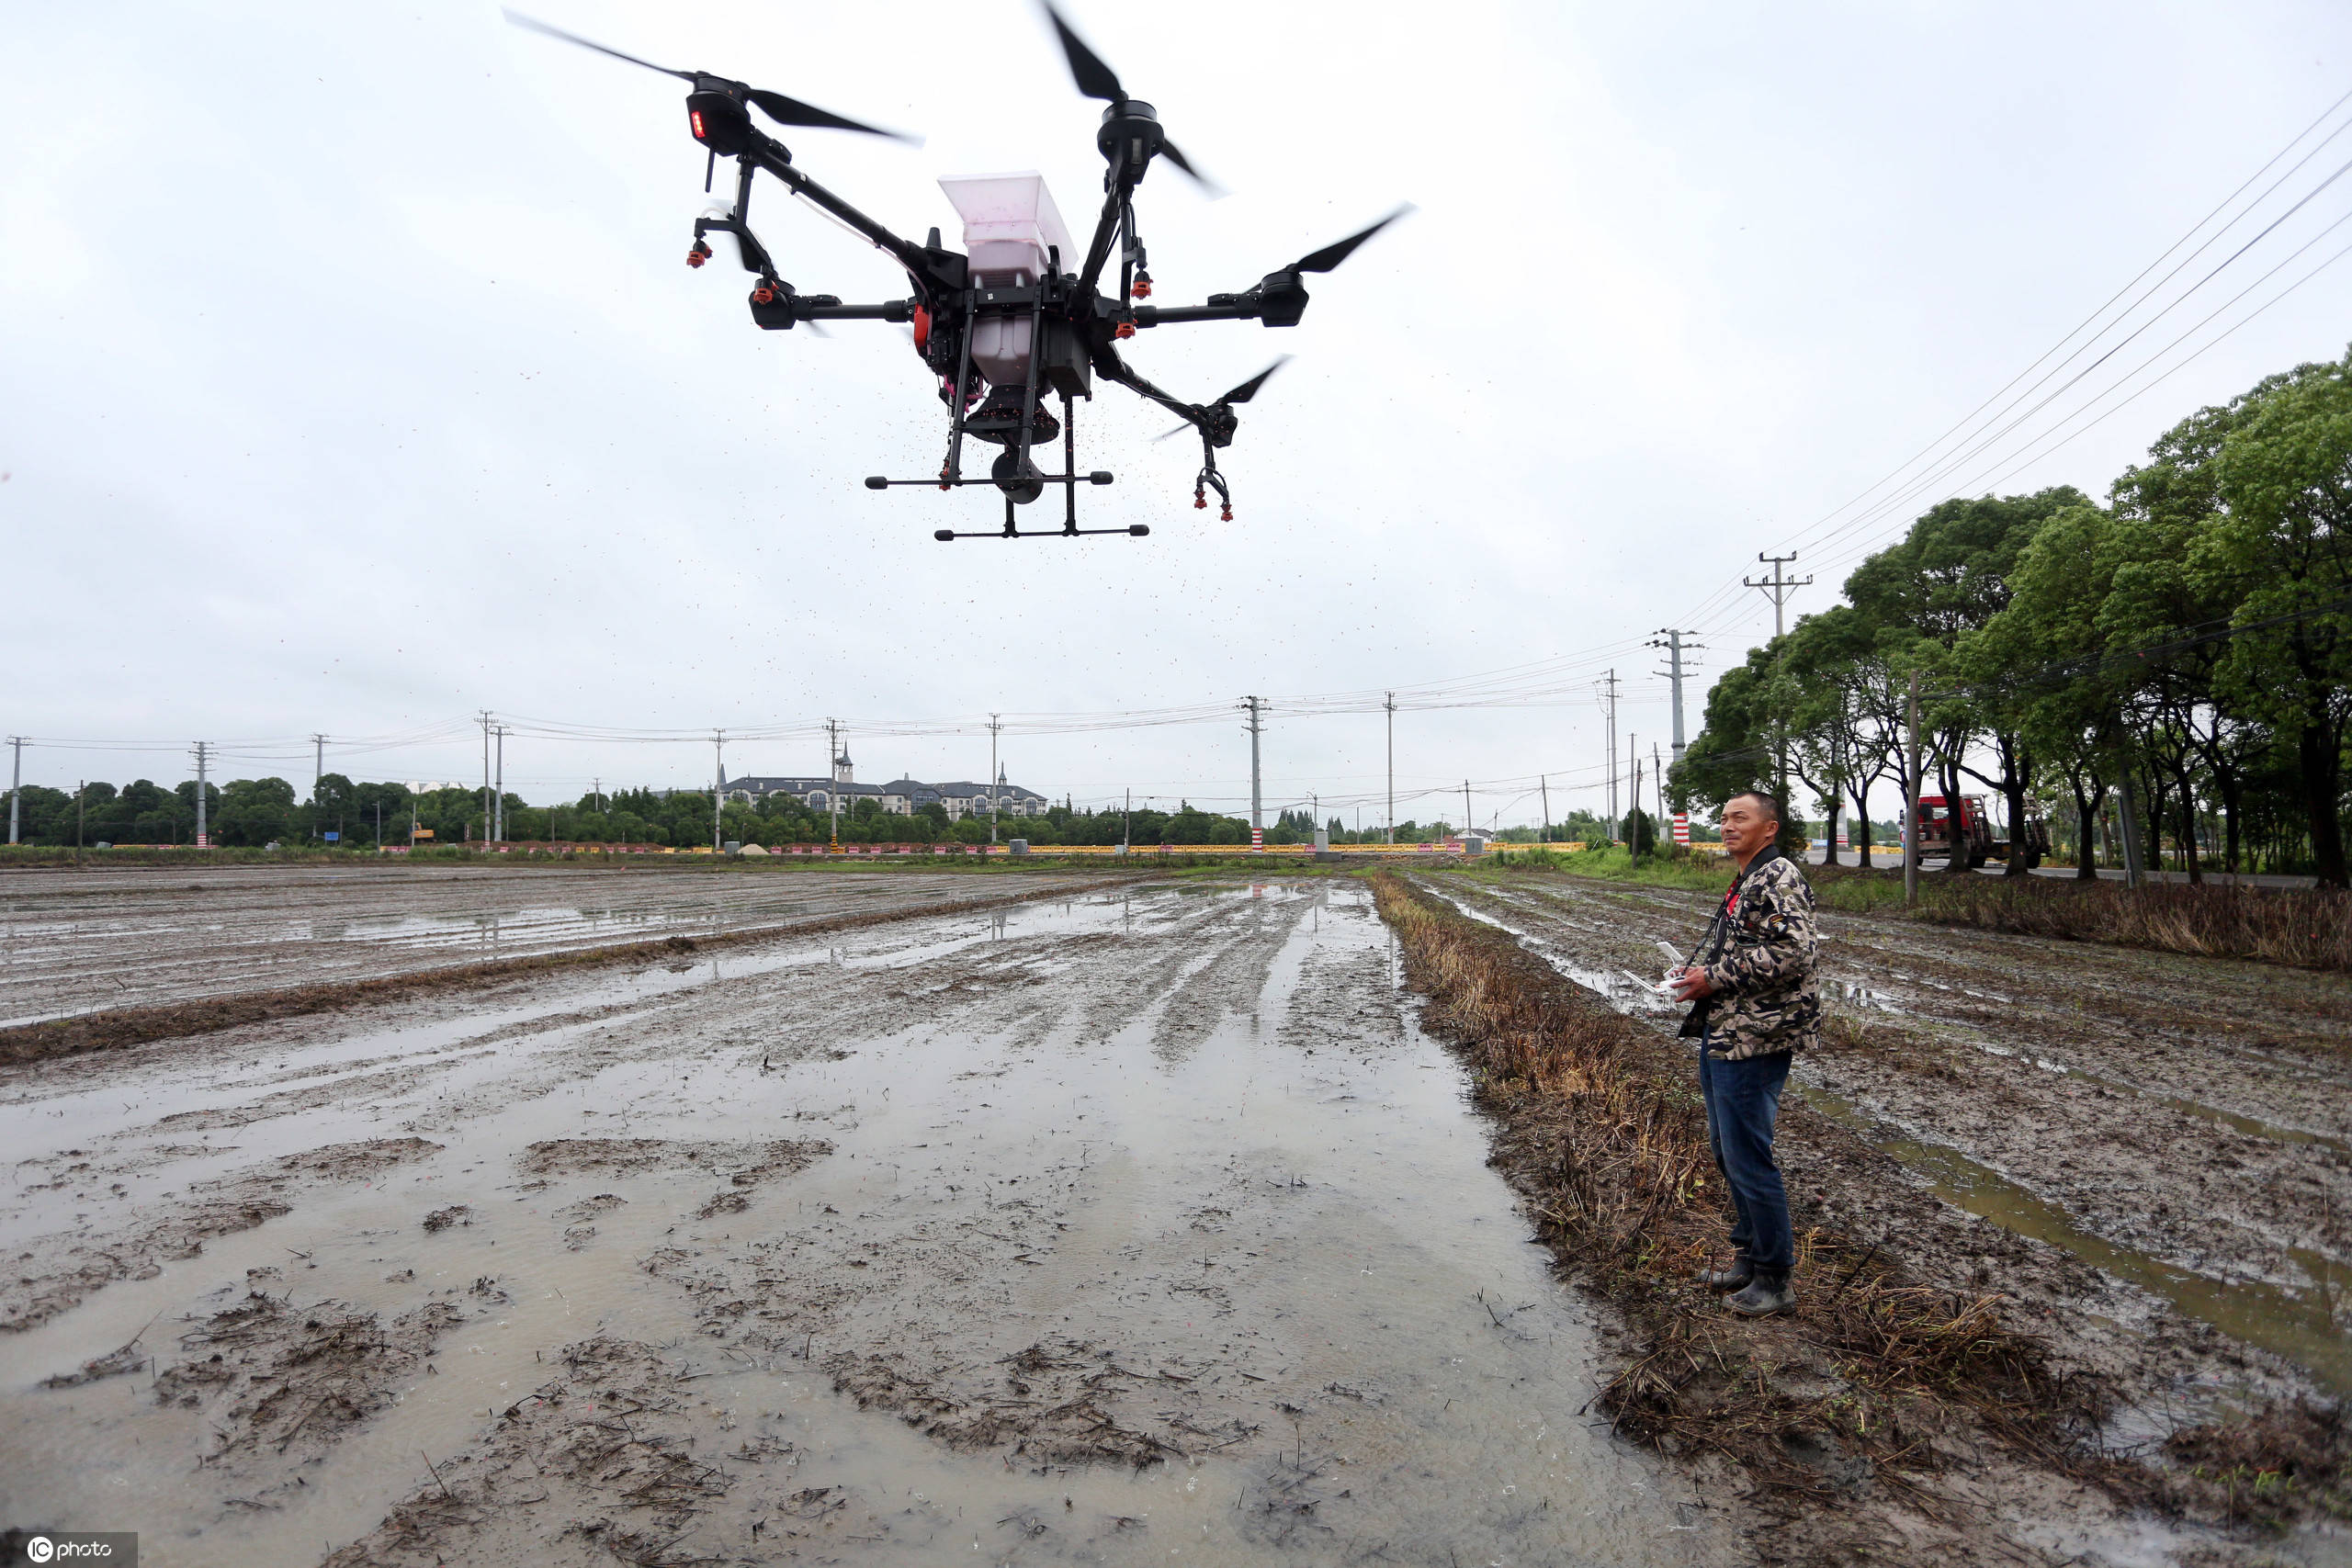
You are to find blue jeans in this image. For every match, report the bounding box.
[1699,1046,1793,1278]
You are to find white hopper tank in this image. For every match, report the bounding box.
[939,173,1076,389]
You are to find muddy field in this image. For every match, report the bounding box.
[0,870,1736,1566]
[1425,871,2352,1411]
[6,862,2349,1566]
[0,863,1103,1028]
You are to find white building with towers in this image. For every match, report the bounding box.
[721,751,1046,819]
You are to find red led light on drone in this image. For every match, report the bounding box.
[689,109,707,141]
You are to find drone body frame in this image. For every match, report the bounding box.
[512,6,1406,540]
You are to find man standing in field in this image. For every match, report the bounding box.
[1669,789,1822,1317]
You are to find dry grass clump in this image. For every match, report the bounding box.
[1808,865,2352,971]
[1371,874,2101,1502]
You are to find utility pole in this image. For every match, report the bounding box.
[75,781,85,849]
[494,726,506,842]
[1904,670,1922,908]
[826,719,843,848]
[6,736,22,845]
[1123,787,1131,851]
[375,800,382,852]
[592,778,602,814]
[1654,742,1666,840]
[311,733,326,840]
[1241,697,1266,851]
[986,714,1001,845]
[479,711,493,850]
[1461,780,1471,839]
[1745,551,1812,641]
[194,739,210,848]
[1745,552,1812,804]
[712,729,725,852]
[1629,734,1640,849]
[1384,692,1396,844]
[1539,773,1550,842]
[1647,630,1703,766]
[1597,671,1621,842]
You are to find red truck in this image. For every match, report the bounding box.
[1909,794,2049,870]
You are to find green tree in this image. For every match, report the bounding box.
[2164,353,2352,886]
[1849,487,2088,874]
[215,778,297,847]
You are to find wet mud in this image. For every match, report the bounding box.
[1428,872,2352,1418]
[0,863,1111,1030]
[1,876,1733,1566]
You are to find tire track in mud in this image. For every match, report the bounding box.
[1426,871,2352,1402]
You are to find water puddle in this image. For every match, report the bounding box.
[1423,887,1682,1019]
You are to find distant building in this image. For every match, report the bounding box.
[721,752,1041,819]
[933,769,1048,820]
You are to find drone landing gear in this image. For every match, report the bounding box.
[866,391,1148,540]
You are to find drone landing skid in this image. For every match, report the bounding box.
[866,385,1146,541]
[935,520,1150,541]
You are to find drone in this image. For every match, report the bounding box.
[508,6,1407,540]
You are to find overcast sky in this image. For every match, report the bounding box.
[6,2,2350,828]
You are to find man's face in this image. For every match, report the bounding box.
[1720,796,1776,859]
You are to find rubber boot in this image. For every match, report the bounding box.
[1726,1271,1796,1317]
[1695,1262,1753,1292]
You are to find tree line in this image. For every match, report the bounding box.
[3,777,1421,850]
[1671,348,2352,886]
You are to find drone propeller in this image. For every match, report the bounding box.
[1039,1,1216,193]
[504,11,922,143]
[1215,356,1291,406]
[1154,356,1292,439]
[1288,206,1417,274]
[1042,2,1124,101]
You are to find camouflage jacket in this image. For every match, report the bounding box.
[1678,846,1822,1060]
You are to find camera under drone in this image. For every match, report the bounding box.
[510,6,1407,540]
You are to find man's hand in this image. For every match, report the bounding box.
[1669,965,1714,1004]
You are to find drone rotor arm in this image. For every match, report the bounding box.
[1075,175,1135,299]
[1091,342,1204,428]
[1128,300,1257,327]
[741,140,933,289]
